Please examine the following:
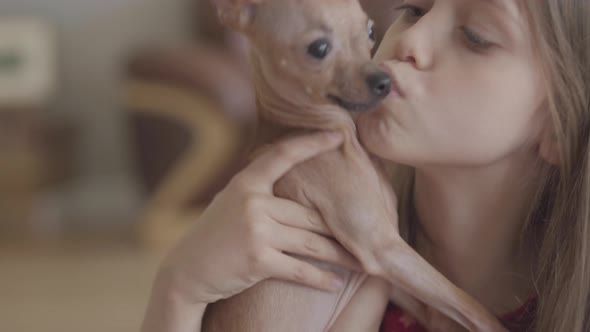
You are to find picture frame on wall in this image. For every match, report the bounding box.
[0,18,57,108]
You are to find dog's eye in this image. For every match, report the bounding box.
[368,20,375,41]
[307,38,332,59]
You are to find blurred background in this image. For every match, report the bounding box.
[0,0,398,331]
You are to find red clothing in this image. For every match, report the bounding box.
[380,296,537,332]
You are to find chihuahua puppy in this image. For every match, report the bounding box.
[203,0,508,331]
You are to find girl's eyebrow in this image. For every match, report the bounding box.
[478,0,523,38]
[481,0,521,23]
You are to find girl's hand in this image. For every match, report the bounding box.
[156,131,361,306]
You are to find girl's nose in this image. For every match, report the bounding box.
[393,20,435,70]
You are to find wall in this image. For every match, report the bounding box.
[0,0,194,228]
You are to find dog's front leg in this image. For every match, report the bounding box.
[300,145,507,332]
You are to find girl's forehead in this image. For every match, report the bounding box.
[457,0,523,17]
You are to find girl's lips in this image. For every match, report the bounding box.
[379,63,405,98]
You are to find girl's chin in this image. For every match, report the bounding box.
[356,112,405,162]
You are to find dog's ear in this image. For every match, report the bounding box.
[210,0,261,31]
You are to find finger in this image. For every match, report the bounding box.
[265,250,346,292]
[265,197,332,236]
[240,131,343,191]
[269,222,362,271]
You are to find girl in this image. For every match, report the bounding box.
[141,0,590,331]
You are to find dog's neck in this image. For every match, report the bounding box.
[250,51,361,150]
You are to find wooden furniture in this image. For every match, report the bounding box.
[126,46,255,249]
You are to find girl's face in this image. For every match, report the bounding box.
[356,0,547,167]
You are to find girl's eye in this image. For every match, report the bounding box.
[461,28,494,51]
[395,4,427,19]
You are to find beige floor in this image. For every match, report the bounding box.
[0,241,163,332]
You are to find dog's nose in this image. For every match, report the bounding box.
[367,71,392,98]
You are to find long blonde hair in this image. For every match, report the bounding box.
[391,1,590,330]
[524,0,590,330]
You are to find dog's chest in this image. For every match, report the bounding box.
[272,144,366,210]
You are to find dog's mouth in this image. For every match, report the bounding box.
[327,94,382,113]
